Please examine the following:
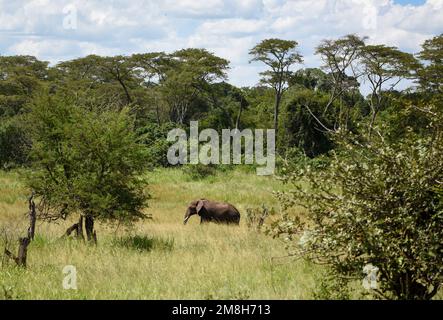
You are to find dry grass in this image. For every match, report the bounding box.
[0,168,323,300]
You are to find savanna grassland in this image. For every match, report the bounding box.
[0,168,329,300]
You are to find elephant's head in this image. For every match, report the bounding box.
[183,199,206,225]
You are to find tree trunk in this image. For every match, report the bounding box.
[63,215,84,240]
[16,237,30,267]
[85,216,97,244]
[77,215,84,240]
[155,102,161,125]
[27,193,36,241]
[274,92,281,153]
[4,237,30,268]
[235,102,243,130]
[117,78,132,104]
[368,107,378,139]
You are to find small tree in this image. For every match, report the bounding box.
[25,93,149,242]
[274,106,443,299]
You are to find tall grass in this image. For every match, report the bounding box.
[0,168,327,299]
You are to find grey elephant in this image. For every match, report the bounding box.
[183,199,240,225]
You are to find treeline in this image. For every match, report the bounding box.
[0,33,442,168]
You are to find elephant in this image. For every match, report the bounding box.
[183,199,240,225]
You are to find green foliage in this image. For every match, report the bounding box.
[182,163,220,180]
[25,92,149,224]
[275,110,443,300]
[249,38,304,147]
[0,55,49,117]
[160,48,230,124]
[136,122,178,168]
[0,117,28,169]
[312,270,351,300]
[249,39,303,91]
[283,89,334,157]
[417,34,443,93]
[291,68,332,92]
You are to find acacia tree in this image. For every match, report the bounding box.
[55,55,137,107]
[360,45,419,136]
[98,55,136,104]
[0,56,49,167]
[249,39,303,145]
[161,48,230,124]
[417,34,443,93]
[25,92,149,242]
[315,34,366,130]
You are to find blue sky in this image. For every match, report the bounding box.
[0,0,442,87]
[395,0,426,5]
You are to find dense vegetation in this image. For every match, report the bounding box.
[0,33,442,299]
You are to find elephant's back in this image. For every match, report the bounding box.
[212,202,240,217]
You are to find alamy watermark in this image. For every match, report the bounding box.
[362,263,379,290]
[62,4,78,30]
[167,121,275,175]
[62,265,77,290]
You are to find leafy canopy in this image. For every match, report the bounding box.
[25,92,149,223]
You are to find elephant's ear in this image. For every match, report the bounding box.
[196,200,205,215]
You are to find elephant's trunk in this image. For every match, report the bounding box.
[183,209,191,225]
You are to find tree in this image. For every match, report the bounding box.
[273,107,443,299]
[98,55,136,104]
[25,92,149,242]
[291,68,332,92]
[131,52,171,125]
[0,55,49,167]
[54,55,137,108]
[417,34,443,93]
[360,45,419,136]
[249,39,303,146]
[284,89,334,157]
[315,35,366,130]
[161,48,230,124]
[0,116,28,168]
[199,82,249,130]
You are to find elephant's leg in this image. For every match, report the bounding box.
[200,217,207,224]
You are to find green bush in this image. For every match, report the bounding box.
[273,109,443,300]
[136,122,178,168]
[0,117,28,169]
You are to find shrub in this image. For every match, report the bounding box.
[112,235,174,252]
[274,108,443,300]
[245,204,273,232]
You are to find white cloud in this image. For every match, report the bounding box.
[0,0,442,87]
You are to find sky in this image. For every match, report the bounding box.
[0,0,442,87]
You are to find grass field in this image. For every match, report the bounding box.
[2,168,441,300]
[0,168,366,299]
